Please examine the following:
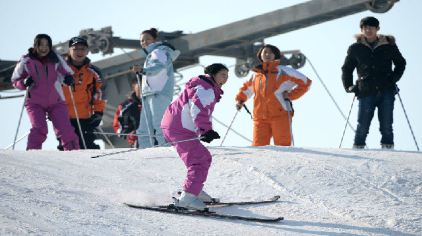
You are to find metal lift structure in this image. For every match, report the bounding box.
[0,0,399,147]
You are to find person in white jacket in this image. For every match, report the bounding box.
[132,28,180,148]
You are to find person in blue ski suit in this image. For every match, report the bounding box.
[132,28,180,148]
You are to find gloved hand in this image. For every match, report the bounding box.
[347,85,359,95]
[23,76,34,87]
[127,131,137,146]
[394,84,400,94]
[132,65,144,74]
[200,130,220,143]
[235,102,244,111]
[89,112,103,127]
[64,75,75,86]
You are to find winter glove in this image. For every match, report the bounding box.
[394,84,400,94]
[347,85,359,95]
[23,76,34,88]
[236,101,245,111]
[64,75,75,86]
[127,131,137,146]
[89,112,103,127]
[200,130,220,143]
[387,73,399,83]
[132,65,144,74]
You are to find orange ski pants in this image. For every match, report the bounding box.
[252,114,293,146]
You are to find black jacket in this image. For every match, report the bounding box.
[118,92,142,134]
[341,34,406,97]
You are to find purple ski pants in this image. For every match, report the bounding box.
[162,129,211,196]
[25,102,79,150]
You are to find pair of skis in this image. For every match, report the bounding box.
[124,195,283,223]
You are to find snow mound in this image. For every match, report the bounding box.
[1,146,421,235]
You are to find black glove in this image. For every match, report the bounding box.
[394,84,400,94]
[347,85,359,95]
[23,76,34,87]
[200,130,220,143]
[64,75,75,86]
[89,112,103,127]
[235,102,243,111]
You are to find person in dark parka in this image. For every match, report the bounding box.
[341,16,406,149]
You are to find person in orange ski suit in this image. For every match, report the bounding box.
[59,37,106,149]
[235,44,312,146]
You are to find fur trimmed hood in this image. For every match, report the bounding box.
[354,34,396,47]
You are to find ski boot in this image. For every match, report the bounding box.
[198,190,220,204]
[174,191,206,211]
[352,144,365,149]
[381,144,394,150]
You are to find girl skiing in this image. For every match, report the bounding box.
[161,63,228,210]
[11,34,80,150]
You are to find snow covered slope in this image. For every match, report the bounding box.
[1,146,421,235]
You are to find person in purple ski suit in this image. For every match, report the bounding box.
[11,34,80,150]
[161,63,229,210]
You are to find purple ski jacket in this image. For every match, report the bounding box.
[11,50,73,106]
[161,75,223,136]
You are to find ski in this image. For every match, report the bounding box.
[205,195,281,207]
[124,203,283,223]
[176,192,281,207]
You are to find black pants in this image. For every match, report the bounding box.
[58,119,100,150]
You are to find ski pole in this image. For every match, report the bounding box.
[136,73,154,147]
[68,86,87,149]
[159,137,200,147]
[0,94,25,99]
[285,99,294,147]
[91,137,200,159]
[92,131,163,137]
[6,131,29,150]
[212,116,252,143]
[91,148,138,159]
[307,58,355,133]
[243,104,253,120]
[12,89,28,150]
[95,126,115,149]
[220,110,240,146]
[396,88,420,151]
[339,95,356,148]
[287,110,294,146]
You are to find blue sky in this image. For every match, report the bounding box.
[1,0,421,151]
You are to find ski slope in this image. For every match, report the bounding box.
[1,146,421,235]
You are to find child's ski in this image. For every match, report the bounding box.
[124,203,284,223]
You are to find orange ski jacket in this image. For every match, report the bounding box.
[62,59,106,119]
[235,60,311,120]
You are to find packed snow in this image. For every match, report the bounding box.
[1,146,421,235]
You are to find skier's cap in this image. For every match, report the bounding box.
[69,36,88,47]
[360,16,379,28]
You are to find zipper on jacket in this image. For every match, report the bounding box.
[34,64,41,81]
[45,64,49,80]
[46,64,51,101]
